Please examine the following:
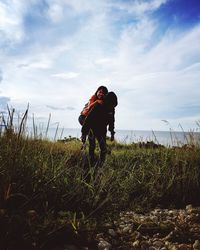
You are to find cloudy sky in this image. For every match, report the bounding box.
[0,0,200,131]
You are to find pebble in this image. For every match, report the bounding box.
[98,240,111,250]
[122,226,131,233]
[140,240,150,249]
[193,240,200,249]
[170,246,179,250]
[178,244,192,250]
[95,205,200,249]
[108,229,116,237]
[132,240,140,247]
[153,240,165,248]
[186,204,193,211]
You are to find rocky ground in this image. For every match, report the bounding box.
[1,204,200,249]
[96,205,200,250]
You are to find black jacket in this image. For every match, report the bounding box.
[81,103,115,136]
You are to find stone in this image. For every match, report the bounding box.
[98,240,111,250]
[186,204,193,211]
[140,240,150,250]
[193,240,200,249]
[96,206,200,250]
[103,223,112,228]
[132,240,140,247]
[108,229,116,237]
[170,246,179,250]
[26,209,39,223]
[178,244,192,250]
[169,210,175,216]
[96,233,104,239]
[122,226,130,233]
[153,240,165,248]
[186,204,193,213]
[135,231,142,240]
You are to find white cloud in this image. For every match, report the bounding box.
[94,58,112,65]
[62,0,106,14]
[109,0,168,16]
[51,72,79,79]
[0,69,3,82]
[47,3,64,23]
[17,59,53,69]
[143,25,200,71]
[0,1,26,43]
[0,0,200,132]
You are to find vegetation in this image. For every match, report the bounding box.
[0,108,200,249]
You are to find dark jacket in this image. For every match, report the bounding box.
[81,103,115,136]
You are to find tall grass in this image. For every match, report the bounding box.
[1,107,200,248]
[1,108,200,211]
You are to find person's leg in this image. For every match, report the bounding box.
[97,134,107,164]
[88,130,96,165]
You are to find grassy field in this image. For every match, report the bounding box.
[1,109,200,249]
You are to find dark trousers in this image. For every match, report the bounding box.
[88,130,107,165]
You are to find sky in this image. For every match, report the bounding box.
[0,0,200,132]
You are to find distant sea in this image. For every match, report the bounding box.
[34,127,200,147]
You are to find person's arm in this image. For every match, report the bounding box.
[81,95,96,116]
[108,108,115,141]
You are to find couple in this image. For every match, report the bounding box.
[79,86,118,165]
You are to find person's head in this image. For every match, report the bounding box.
[104,92,118,108]
[95,86,108,100]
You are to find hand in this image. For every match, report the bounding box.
[81,134,87,144]
[110,132,115,141]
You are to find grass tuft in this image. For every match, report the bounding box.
[1,107,200,248]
